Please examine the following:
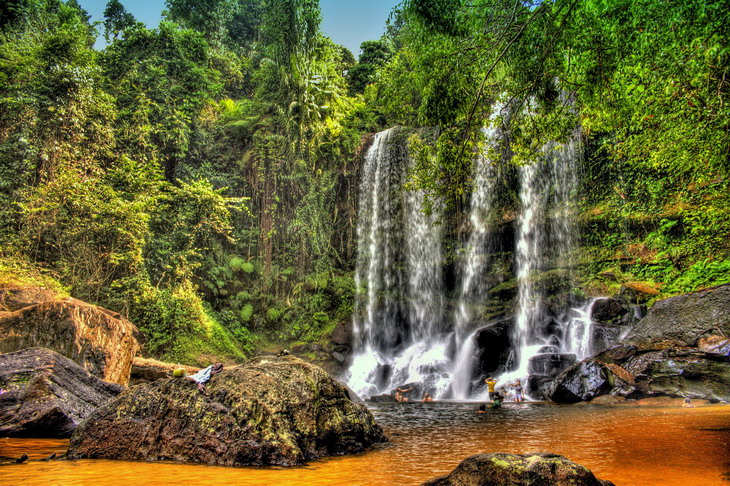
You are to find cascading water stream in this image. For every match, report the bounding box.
[348,121,594,402]
[347,128,448,399]
[497,133,584,396]
[450,117,503,399]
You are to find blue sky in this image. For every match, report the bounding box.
[76,0,401,55]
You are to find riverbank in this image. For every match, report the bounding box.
[2,402,728,485]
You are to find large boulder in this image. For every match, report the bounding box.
[590,298,628,324]
[473,317,514,377]
[618,348,730,402]
[623,283,730,350]
[549,360,612,403]
[0,348,122,438]
[68,355,386,467]
[422,452,615,486]
[0,299,142,385]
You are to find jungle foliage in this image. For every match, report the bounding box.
[365,0,730,294]
[0,0,728,364]
[0,0,364,364]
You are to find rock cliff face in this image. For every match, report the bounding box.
[68,355,386,466]
[422,452,615,486]
[0,295,143,386]
[623,283,730,350]
[0,348,122,438]
[549,284,730,403]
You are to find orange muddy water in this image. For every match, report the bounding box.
[1,402,728,485]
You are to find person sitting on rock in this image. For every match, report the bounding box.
[422,392,433,403]
[395,386,413,402]
[186,363,224,392]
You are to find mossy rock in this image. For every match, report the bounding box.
[68,355,386,466]
[423,452,615,485]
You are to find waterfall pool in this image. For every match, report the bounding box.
[2,402,728,485]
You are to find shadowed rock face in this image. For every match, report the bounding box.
[68,355,387,467]
[422,452,615,486]
[0,348,123,438]
[0,299,142,386]
[549,361,612,403]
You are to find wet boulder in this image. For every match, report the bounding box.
[0,299,142,385]
[620,348,730,402]
[528,353,576,375]
[422,452,615,486]
[624,283,730,350]
[698,336,730,357]
[0,348,122,438]
[549,360,612,403]
[68,355,386,467]
[473,317,514,376]
[591,298,628,323]
[527,374,554,401]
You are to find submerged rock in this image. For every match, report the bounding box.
[0,348,122,438]
[68,355,386,467]
[0,299,142,386]
[422,452,615,485]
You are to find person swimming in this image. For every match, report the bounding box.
[477,393,502,413]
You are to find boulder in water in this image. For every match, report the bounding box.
[0,348,122,438]
[620,348,730,402]
[422,452,615,485]
[549,360,612,403]
[0,299,142,385]
[68,355,386,467]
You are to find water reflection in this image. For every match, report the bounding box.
[1,403,728,485]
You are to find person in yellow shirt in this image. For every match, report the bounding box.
[484,377,497,400]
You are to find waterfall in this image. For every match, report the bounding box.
[347,128,447,399]
[348,121,590,402]
[499,132,583,396]
[450,116,503,399]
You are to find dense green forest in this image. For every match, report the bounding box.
[1,0,728,365]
